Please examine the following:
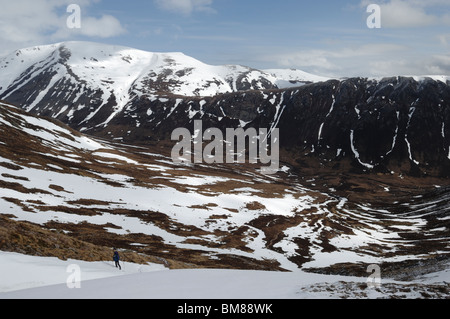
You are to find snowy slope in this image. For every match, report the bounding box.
[0,252,448,299]
[0,251,166,294]
[0,101,104,151]
[264,68,330,88]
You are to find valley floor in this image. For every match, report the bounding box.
[0,251,448,299]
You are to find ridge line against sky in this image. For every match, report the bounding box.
[0,0,449,78]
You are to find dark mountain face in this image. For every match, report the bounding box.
[70,76,450,177]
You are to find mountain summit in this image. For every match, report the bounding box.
[0,41,327,128]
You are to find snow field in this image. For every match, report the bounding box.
[1,251,448,299]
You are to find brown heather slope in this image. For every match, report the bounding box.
[0,101,449,278]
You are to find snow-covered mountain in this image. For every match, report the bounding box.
[2,42,450,179]
[0,41,328,129]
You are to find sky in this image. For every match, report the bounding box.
[0,0,450,78]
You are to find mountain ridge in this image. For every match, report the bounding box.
[0,41,328,125]
[1,41,450,179]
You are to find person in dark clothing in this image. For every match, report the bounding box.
[113,248,121,270]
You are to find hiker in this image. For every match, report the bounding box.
[113,248,121,270]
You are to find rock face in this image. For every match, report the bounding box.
[82,76,450,177]
[1,42,450,176]
[273,77,450,176]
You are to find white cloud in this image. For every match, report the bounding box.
[260,44,408,77]
[82,15,126,38]
[154,0,215,16]
[379,0,436,28]
[437,33,450,46]
[54,15,126,39]
[271,50,335,71]
[0,0,126,55]
[426,54,450,74]
[368,54,450,76]
[260,41,445,77]
[361,0,450,28]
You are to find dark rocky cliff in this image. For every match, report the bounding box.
[77,76,450,177]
